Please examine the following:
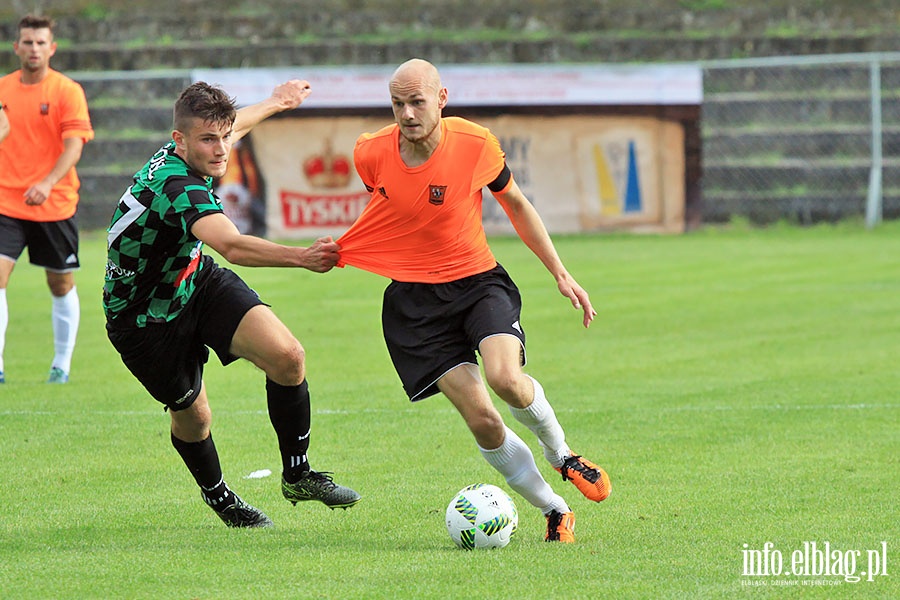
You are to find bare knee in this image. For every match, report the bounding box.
[46,272,75,297]
[266,339,305,386]
[171,401,212,442]
[466,406,506,448]
[485,368,530,408]
[230,306,306,384]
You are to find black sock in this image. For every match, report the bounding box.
[171,432,234,509]
[266,378,311,483]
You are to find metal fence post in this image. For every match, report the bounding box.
[865,58,883,229]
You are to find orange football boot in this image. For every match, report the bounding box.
[556,453,611,502]
[544,510,576,543]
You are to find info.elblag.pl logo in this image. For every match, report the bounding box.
[741,541,889,586]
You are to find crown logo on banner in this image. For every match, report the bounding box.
[303,140,351,188]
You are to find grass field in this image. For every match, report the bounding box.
[1,221,897,599]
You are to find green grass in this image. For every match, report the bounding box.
[1,223,898,598]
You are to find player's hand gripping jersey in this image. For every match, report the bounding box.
[338,117,513,283]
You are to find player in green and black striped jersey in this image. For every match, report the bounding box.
[104,80,360,528]
[104,139,222,328]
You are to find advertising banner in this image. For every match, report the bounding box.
[196,64,699,238]
[245,114,684,239]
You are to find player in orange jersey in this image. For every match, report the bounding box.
[0,15,94,384]
[338,59,611,543]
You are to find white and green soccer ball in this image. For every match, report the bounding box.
[445,483,518,550]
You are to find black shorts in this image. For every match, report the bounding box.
[106,260,265,411]
[382,263,526,401]
[0,214,79,271]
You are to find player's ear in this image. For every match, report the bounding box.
[438,87,448,109]
[172,129,185,149]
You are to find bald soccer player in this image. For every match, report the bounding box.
[337,59,611,543]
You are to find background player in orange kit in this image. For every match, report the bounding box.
[337,58,611,543]
[0,14,94,384]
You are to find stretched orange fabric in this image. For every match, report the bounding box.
[0,69,94,221]
[338,117,512,283]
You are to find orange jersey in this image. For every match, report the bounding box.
[0,69,94,221]
[338,117,512,283]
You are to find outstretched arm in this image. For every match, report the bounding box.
[191,213,339,272]
[493,180,597,328]
[232,79,312,143]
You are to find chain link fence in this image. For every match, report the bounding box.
[700,53,900,225]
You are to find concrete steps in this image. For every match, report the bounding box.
[703,94,900,127]
[79,135,170,171]
[19,1,893,227]
[704,126,900,159]
[701,60,900,224]
[703,191,900,224]
[73,72,189,227]
[5,1,898,45]
[704,158,900,191]
[6,35,899,74]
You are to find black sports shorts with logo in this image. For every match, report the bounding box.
[382,263,527,401]
[0,214,79,271]
[107,260,265,411]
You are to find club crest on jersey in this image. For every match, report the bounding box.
[40,103,50,115]
[429,185,447,205]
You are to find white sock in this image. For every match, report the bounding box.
[51,286,79,374]
[509,375,571,468]
[0,288,7,372]
[479,426,570,514]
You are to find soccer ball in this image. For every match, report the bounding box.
[445,483,518,550]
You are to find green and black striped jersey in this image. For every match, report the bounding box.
[103,141,223,328]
